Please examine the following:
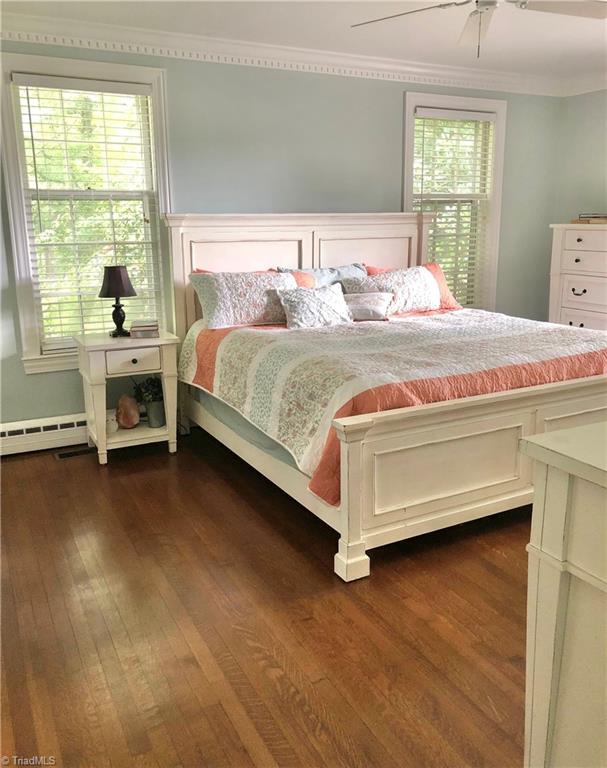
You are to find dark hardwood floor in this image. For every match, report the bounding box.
[1,430,530,768]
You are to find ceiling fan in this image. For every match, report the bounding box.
[351,1,607,58]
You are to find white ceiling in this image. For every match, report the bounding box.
[2,1,606,84]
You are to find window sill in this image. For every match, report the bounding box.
[22,351,79,374]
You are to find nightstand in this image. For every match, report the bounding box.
[74,331,180,465]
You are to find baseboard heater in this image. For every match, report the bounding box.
[0,413,88,456]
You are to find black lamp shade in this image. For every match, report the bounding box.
[98,265,137,299]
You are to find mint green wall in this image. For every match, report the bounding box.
[554,89,607,222]
[1,40,598,423]
[1,182,86,420]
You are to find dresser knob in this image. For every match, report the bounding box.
[571,288,587,296]
[574,258,581,263]
[580,323,585,328]
[576,237,583,243]
[568,321,573,325]
[131,358,138,364]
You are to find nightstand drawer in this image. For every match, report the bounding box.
[105,347,161,375]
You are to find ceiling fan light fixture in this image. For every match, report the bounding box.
[476,0,499,10]
[351,0,605,52]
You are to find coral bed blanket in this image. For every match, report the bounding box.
[179,309,607,506]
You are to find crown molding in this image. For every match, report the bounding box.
[559,70,607,97]
[1,11,601,98]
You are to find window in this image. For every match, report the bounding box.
[2,55,170,372]
[404,93,506,309]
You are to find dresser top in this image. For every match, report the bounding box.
[520,421,607,489]
[550,223,607,229]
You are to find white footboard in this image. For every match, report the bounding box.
[333,376,607,581]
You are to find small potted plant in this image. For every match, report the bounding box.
[132,377,166,428]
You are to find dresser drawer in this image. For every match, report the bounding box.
[559,308,607,331]
[564,229,607,252]
[561,250,607,275]
[106,346,161,375]
[561,274,607,312]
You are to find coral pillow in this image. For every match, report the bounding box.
[364,264,392,276]
[290,271,316,288]
[363,263,460,311]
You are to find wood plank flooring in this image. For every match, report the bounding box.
[1,430,530,768]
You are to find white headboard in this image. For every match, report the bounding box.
[164,212,433,339]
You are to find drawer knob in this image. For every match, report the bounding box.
[580,323,585,327]
[574,257,581,263]
[131,358,138,364]
[571,288,587,296]
[576,237,583,243]
[568,321,573,325]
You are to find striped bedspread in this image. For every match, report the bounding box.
[179,309,607,505]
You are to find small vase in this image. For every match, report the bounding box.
[146,400,166,428]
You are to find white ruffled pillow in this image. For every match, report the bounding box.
[190,270,297,328]
[276,284,353,329]
[344,292,394,321]
[342,266,441,314]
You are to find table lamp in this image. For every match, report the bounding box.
[98,265,137,337]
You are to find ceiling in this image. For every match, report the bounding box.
[2,1,606,86]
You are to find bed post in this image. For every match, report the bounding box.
[166,218,192,434]
[333,418,373,581]
[416,211,433,266]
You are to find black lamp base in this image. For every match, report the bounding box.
[110,299,130,337]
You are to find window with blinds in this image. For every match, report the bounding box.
[13,74,164,353]
[411,106,496,307]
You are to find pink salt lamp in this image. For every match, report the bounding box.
[116,395,140,429]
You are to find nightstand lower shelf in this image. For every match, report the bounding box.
[107,423,170,449]
[88,411,171,452]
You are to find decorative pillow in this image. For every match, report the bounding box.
[277,263,366,288]
[276,283,353,329]
[423,263,461,311]
[190,270,297,328]
[342,266,440,314]
[344,292,394,321]
[363,263,461,311]
[289,271,317,288]
[364,264,392,276]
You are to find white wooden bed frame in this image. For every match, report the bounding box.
[166,213,607,581]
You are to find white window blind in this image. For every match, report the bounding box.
[412,107,495,307]
[13,75,164,353]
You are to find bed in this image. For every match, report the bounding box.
[166,212,607,580]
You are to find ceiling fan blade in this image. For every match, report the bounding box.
[520,1,607,18]
[458,7,495,48]
[351,0,473,28]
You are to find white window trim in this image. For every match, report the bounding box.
[1,53,172,373]
[402,91,507,311]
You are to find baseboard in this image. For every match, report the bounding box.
[0,413,88,456]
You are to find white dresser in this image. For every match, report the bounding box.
[520,422,607,768]
[549,224,607,330]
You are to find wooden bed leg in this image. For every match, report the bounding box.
[333,417,374,582]
[334,540,370,581]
